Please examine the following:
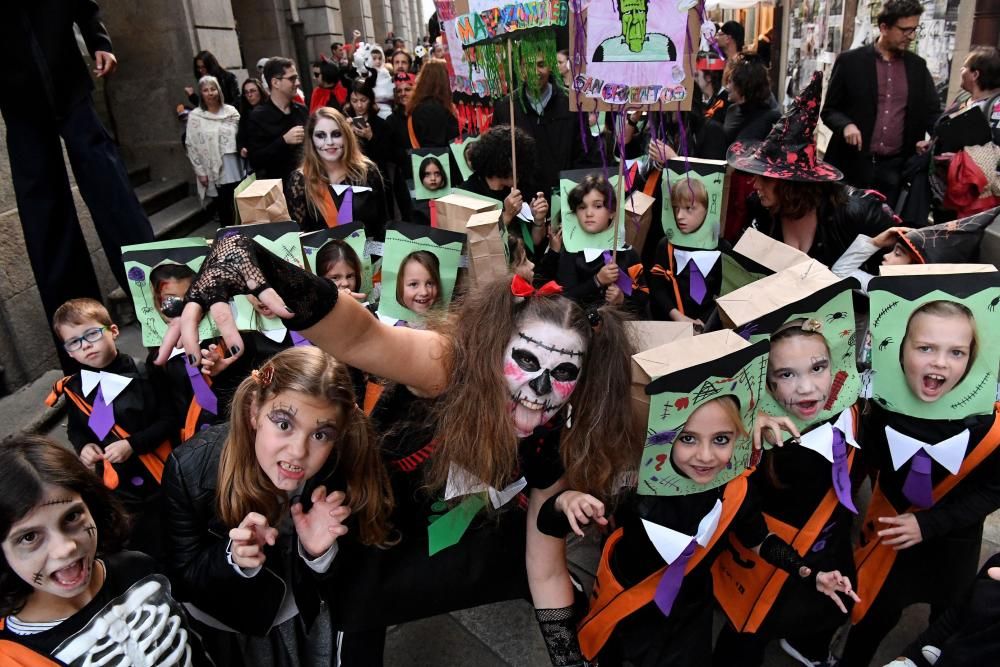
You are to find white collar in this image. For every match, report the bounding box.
[80,370,132,402]
[330,184,373,195]
[262,326,287,343]
[640,499,723,565]
[798,409,860,463]
[168,346,186,360]
[444,463,527,509]
[672,248,721,275]
[582,246,629,263]
[885,426,970,475]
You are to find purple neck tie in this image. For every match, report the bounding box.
[831,429,858,514]
[185,357,218,415]
[601,251,634,296]
[88,385,115,440]
[290,331,311,346]
[688,261,707,304]
[338,188,354,224]
[902,449,934,509]
[654,539,697,617]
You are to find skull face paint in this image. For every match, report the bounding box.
[620,0,649,53]
[504,319,586,437]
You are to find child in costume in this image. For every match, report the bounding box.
[48,299,174,561]
[156,233,641,666]
[713,318,864,666]
[539,333,859,667]
[557,175,647,313]
[841,271,1000,666]
[650,172,729,332]
[162,346,393,666]
[0,434,211,665]
[395,250,440,315]
[316,239,367,301]
[831,207,1000,292]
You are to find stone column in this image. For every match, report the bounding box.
[297,0,346,65]
[390,0,412,49]
[341,0,376,43]
[370,0,394,45]
[231,0,295,72]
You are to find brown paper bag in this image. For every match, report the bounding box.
[235,179,290,223]
[466,211,509,284]
[629,322,696,433]
[716,260,839,329]
[433,193,501,235]
[880,263,998,276]
[624,190,656,252]
[732,228,811,273]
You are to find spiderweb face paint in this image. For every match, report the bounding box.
[503,319,586,437]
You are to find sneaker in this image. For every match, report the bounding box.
[779,638,837,667]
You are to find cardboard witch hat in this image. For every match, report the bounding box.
[727,71,843,182]
[894,206,1000,264]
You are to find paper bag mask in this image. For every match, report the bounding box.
[235,179,290,223]
[661,158,728,250]
[377,222,466,323]
[466,211,510,284]
[721,229,811,295]
[301,223,375,296]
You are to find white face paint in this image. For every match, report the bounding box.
[503,319,586,437]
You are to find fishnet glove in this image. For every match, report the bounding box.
[535,606,588,666]
[758,534,818,587]
[187,232,339,331]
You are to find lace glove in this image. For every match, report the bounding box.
[187,232,339,331]
[535,606,589,666]
[757,534,818,587]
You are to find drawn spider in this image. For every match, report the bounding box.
[826,311,849,323]
[989,296,1000,313]
[878,337,893,351]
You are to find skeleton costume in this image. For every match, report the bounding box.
[0,551,212,667]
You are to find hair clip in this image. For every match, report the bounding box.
[586,308,603,329]
[801,319,823,333]
[251,365,274,388]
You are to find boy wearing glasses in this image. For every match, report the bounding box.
[821,0,940,210]
[246,57,309,182]
[47,298,173,560]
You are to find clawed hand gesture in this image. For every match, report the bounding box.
[229,512,279,569]
[291,486,351,558]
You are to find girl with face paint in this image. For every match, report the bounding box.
[156,235,644,666]
[161,347,392,666]
[0,435,211,664]
[285,107,389,241]
[558,175,649,313]
[714,319,866,666]
[540,388,856,666]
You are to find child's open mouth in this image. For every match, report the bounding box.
[794,400,820,417]
[922,374,946,395]
[51,558,87,589]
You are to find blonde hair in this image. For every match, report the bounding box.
[301,107,381,222]
[670,177,708,209]
[52,298,113,337]
[707,395,749,438]
[903,300,979,374]
[218,347,394,546]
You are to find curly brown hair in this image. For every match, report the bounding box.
[0,434,131,617]
[426,278,641,502]
[769,180,847,220]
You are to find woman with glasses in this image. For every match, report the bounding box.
[285,107,388,240]
[245,58,309,182]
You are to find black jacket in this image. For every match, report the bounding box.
[492,84,580,193]
[1,1,112,119]
[245,99,309,182]
[162,424,324,636]
[745,185,895,268]
[723,97,782,144]
[821,44,940,187]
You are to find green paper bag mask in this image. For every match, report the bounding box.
[450,136,480,182]
[869,271,1000,419]
[731,281,861,436]
[412,149,453,200]
[640,335,769,497]
[122,239,218,347]
[559,169,628,253]
[661,158,727,250]
[377,222,466,323]
[301,223,374,296]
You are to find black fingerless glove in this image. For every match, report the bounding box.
[187,233,339,331]
[536,490,572,538]
[535,606,587,666]
[758,534,818,587]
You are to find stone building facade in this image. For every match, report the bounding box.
[0,0,427,394]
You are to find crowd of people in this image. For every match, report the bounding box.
[4,0,1000,666]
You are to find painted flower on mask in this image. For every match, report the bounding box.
[503,319,586,437]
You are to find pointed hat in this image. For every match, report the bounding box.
[895,206,1000,264]
[727,71,843,182]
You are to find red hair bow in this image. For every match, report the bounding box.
[511,274,562,297]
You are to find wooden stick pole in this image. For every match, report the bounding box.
[507,39,518,193]
[612,108,626,263]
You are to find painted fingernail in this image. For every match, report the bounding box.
[230,345,241,355]
[187,354,197,365]
[790,437,800,445]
